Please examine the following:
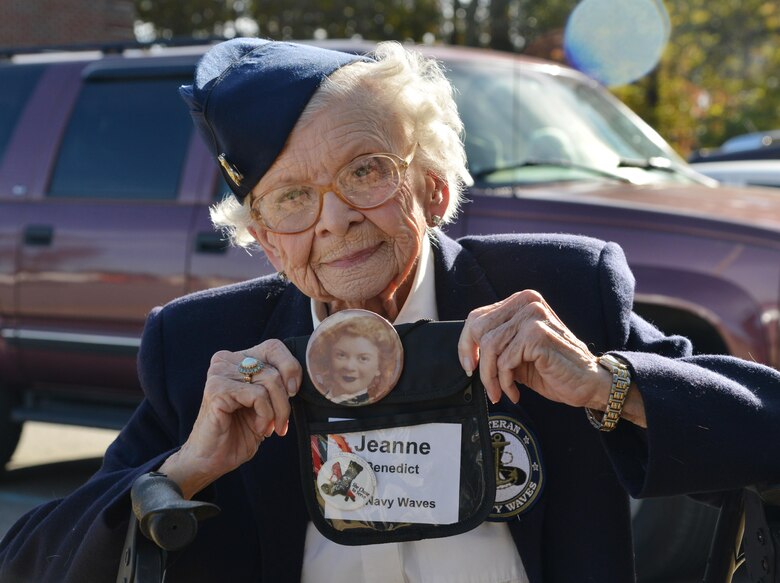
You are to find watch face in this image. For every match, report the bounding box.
[307,309,403,406]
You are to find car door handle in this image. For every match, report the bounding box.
[24,224,54,246]
[194,232,228,254]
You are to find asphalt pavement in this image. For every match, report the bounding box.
[0,422,117,537]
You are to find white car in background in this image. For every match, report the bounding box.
[690,159,780,189]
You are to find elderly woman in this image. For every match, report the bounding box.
[1,38,779,583]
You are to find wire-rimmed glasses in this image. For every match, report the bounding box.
[250,147,416,234]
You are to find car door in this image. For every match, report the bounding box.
[13,58,199,398]
[187,168,276,294]
[0,62,51,382]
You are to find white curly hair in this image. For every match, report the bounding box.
[210,41,470,248]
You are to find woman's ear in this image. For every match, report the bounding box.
[248,225,285,272]
[425,171,451,221]
[434,180,451,219]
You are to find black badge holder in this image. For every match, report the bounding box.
[286,320,496,546]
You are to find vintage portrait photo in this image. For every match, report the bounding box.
[306,309,403,406]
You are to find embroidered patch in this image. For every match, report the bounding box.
[317,452,377,511]
[488,415,544,520]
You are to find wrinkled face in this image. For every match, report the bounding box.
[330,335,381,395]
[249,94,447,315]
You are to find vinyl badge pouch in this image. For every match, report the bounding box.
[286,318,496,546]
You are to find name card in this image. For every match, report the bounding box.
[324,422,461,524]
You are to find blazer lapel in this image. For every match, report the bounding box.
[262,283,315,339]
[433,231,498,320]
[435,231,547,583]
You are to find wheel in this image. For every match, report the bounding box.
[632,495,720,581]
[0,389,23,468]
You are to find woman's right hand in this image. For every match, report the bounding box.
[159,339,302,499]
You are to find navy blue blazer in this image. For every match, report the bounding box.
[1,232,778,583]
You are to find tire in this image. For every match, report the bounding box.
[0,389,23,468]
[632,495,720,582]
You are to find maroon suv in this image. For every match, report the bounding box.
[1,40,778,580]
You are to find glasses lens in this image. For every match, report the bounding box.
[256,186,320,233]
[338,155,401,208]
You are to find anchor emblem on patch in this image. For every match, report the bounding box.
[487,414,545,520]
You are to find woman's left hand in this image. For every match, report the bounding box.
[457,289,609,409]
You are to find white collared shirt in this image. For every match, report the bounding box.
[304,236,529,583]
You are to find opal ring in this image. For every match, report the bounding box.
[238,356,265,383]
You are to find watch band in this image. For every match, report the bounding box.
[585,353,631,432]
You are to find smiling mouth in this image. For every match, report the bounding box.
[322,243,382,268]
[341,375,357,383]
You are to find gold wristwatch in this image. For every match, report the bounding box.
[585,353,631,432]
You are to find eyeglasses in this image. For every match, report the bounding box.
[250,147,416,234]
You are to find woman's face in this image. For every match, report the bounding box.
[249,95,448,317]
[330,335,380,395]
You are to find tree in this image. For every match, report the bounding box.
[135,0,442,43]
[251,0,441,42]
[444,0,575,52]
[133,0,780,155]
[517,0,780,156]
[614,0,780,155]
[134,0,238,38]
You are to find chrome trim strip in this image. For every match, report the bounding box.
[1,329,141,348]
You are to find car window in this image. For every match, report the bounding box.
[0,64,45,167]
[566,81,669,161]
[48,76,193,200]
[447,62,687,185]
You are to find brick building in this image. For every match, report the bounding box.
[0,0,135,48]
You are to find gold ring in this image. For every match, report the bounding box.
[238,356,265,383]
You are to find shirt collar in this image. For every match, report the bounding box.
[311,234,438,327]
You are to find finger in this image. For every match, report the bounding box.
[210,349,236,368]
[255,366,292,436]
[458,303,500,376]
[224,371,287,437]
[227,405,270,446]
[494,310,555,388]
[462,303,521,402]
[208,358,261,385]
[498,366,521,404]
[481,377,503,405]
[478,344,501,404]
[245,339,303,397]
[241,383,280,439]
[232,382,275,430]
[209,356,291,436]
[477,323,514,404]
[202,377,274,439]
[458,326,479,376]
[479,298,544,402]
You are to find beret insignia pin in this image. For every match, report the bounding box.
[218,153,244,186]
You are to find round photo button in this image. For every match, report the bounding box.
[307,309,403,406]
[317,452,377,511]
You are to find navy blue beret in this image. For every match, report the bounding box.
[180,38,370,202]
